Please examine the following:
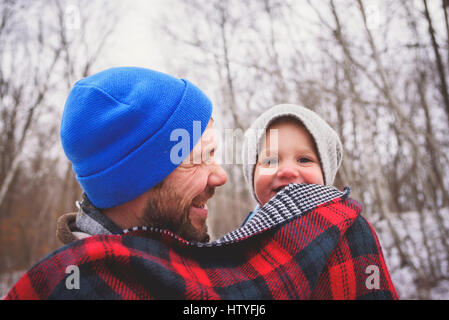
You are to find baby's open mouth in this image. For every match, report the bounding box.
[273,185,288,193]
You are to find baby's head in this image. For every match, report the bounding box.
[242,104,343,206]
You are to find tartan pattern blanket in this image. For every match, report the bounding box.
[5,184,398,300]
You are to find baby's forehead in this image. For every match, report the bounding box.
[267,116,307,131]
[259,116,319,152]
[263,116,312,142]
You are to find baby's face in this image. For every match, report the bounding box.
[254,120,324,206]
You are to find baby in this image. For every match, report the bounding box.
[241,104,343,224]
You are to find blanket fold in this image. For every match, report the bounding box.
[5,184,398,300]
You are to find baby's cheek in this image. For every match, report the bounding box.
[254,167,273,204]
[303,166,324,185]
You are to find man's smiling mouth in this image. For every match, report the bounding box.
[189,204,209,230]
[192,203,207,209]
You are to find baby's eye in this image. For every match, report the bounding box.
[261,157,278,166]
[298,157,312,163]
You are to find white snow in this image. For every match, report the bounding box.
[0,270,25,299]
[372,207,449,299]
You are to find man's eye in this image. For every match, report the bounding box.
[203,148,215,161]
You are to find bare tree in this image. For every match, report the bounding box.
[0,0,118,272]
[423,0,449,125]
[160,0,449,298]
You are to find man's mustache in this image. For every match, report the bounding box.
[191,186,215,206]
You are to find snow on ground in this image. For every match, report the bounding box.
[0,270,25,299]
[371,207,449,299]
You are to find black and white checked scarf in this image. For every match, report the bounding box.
[122,183,350,248]
[211,183,350,246]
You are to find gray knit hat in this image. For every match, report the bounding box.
[242,104,343,203]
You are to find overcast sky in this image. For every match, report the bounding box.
[94,0,168,74]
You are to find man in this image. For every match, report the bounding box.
[55,67,227,245]
[5,67,398,300]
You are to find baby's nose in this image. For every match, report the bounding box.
[277,164,300,180]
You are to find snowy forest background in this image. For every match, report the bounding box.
[1,0,449,299]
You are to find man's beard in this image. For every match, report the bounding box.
[141,181,214,243]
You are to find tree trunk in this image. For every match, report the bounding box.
[423,0,449,125]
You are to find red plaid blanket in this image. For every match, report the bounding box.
[5,184,398,299]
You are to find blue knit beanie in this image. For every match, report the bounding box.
[60,67,212,208]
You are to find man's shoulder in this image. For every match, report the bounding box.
[5,234,132,300]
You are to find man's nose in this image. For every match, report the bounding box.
[208,163,228,187]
